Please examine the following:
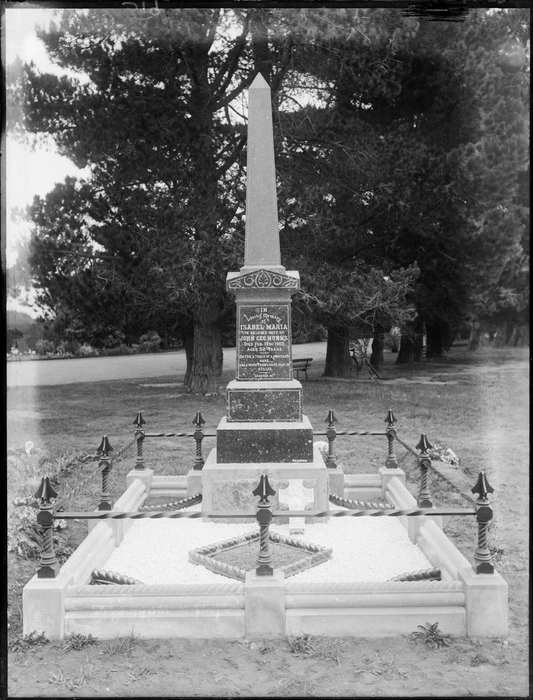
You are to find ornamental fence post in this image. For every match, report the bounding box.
[472,471,495,574]
[96,436,114,511]
[324,410,338,469]
[133,411,146,471]
[253,475,276,576]
[384,409,399,469]
[192,411,206,470]
[34,476,60,579]
[416,433,434,508]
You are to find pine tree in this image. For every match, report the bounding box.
[10,7,528,387]
[11,8,294,391]
[275,8,529,366]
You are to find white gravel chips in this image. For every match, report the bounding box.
[104,512,432,585]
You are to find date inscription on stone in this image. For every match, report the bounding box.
[237,304,291,380]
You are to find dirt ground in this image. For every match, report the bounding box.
[6,628,528,697]
[6,349,530,698]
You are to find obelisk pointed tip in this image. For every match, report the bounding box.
[250,72,270,90]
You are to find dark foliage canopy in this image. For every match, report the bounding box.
[8,7,529,385]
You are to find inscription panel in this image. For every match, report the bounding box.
[237,304,291,380]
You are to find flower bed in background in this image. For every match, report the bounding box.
[7,331,169,361]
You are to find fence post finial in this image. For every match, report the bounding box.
[416,433,433,454]
[34,475,58,505]
[96,435,114,458]
[471,471,494,502]
[384,408,397,427]
[133,410,146,429]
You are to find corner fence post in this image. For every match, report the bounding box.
[416,434,434,508]
[96,436,114,511]
[253,475,276,576]
[34,476,60,579]
[192,411,206,470]
[133,411,146,471]
[384,409,399,468]
[324,410,338,469]
[472,471,495,574]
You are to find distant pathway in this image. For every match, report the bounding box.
[6,342,329,387]
[9,342,522,388]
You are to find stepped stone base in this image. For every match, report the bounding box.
[216,416,313,463]
[226,379,303,422]
[201,446,328,518]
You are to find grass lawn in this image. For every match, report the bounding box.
[6,343,529,697]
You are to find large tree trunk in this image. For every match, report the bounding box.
[396,319,424,364]
[505,320,515,345]
[370,327,385,373]
[323,326,355,377]
[426,320,452,359]
[182,326,194,388]
[509,323,526,347]
[446,327,457,351]
[188,306,223,394]
[468,320,482,350]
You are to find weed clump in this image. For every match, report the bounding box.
[9,631,49,652]
[287,634,344,666]
[99,632,142,657]
[61,633,98,652]
[470,653,491,666]
[411,622,453,650]
[48,662,95,691]
[7,503,41,558]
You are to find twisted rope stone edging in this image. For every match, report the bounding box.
[90,569,144,585]
[329,493,394,510]
[69,582,244,595]
[389,567,441,582]
[286,579,463,593]
[189,530,332,582]
[140,493,202,511]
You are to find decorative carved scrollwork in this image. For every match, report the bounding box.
[228,269,299,290]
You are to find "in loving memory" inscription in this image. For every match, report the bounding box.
[237,305,291,380]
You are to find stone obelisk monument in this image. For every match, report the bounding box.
[200,74,328,517]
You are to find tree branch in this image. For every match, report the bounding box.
[271,36,294,95]
[212,17,250,100]
[204,9,221,53]
[213,134,247,177]
[213,73,255,111]
[52,249,119,261]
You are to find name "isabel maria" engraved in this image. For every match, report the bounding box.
[241,323,288,330]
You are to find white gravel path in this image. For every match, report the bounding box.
[104,511,432,585]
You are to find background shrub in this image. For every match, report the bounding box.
[78,343,99,357]
[56,340,80,355]
[102,330,126,349]
[138,331,162,353]
[384,327,401,352]
[101,343,136,356]
[35,339,56,356]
